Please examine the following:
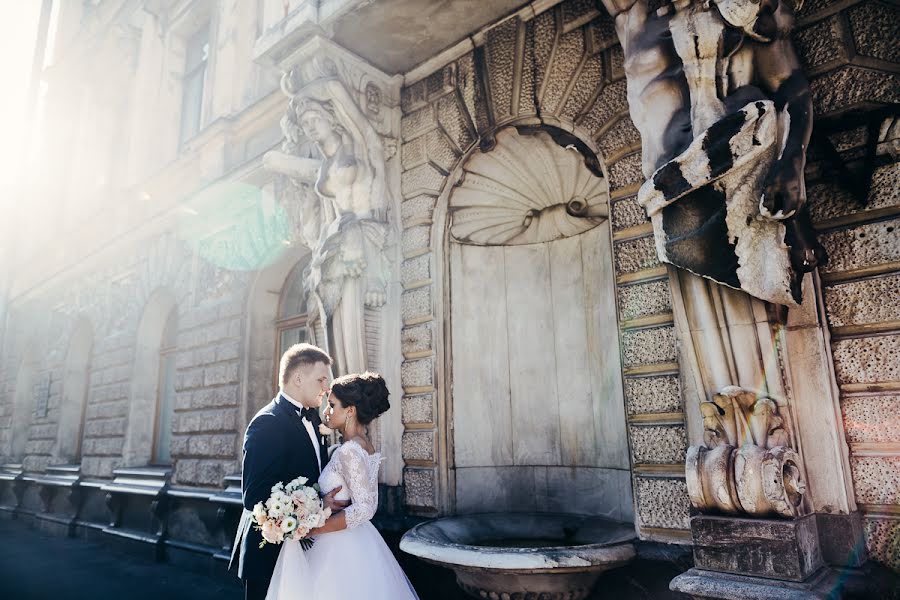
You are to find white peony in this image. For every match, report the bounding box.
[280,516,298,533]
[252,502,267,522]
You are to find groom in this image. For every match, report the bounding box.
[230,343,348,600]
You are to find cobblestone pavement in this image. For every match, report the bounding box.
[0,517,694,600]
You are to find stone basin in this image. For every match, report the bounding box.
[400,512,636,600]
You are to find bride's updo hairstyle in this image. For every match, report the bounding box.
[330,372,390,425]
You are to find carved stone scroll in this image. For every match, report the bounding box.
[685,386,806,518]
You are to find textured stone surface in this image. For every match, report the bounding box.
[810,66,900,115]
[614,235,661,275]
[531,10,556,115]
[518,19,536,116]
[401,287,432,321]
[636,477,690,529]
[455,52,492,135]
[435,94,474,154]
[794,16,846,71]
[542,28,586,115]
[824,274,900,327]
[402,430,435,462]
[820,218,900,273]
[424,129,459,174]
[578,79,628,137]
[401,105,437,141]
[625,376,682,415]
[611,195,648,231]
[607,152,644,189]
[842,395,900,444]
[401,163,445,197]
[629,425,686,464]
[561,54,604,121]
[597,115,641,159]
[401,194,437,225]
[689,514,824,582]
[848,1,900,63]
[401,78,427,114]
[618,279,672,321]
[401,224,432,254]
[622,326,676,367]
[832,334,900,384]
[851,455,900,505]
[401,357,434,389]
[404,467,436,507]
[863,516,900,571]
[401,394,434,424]
[589,11,618,51]
[485,17,518,120]
[401,323,432,355]
[401,254,431,285]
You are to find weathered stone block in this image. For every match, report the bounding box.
[625,375,682,415]
[824,274,900,328]
[636,477,690,530]
[401,431,435,462]
[841,395,900,444]
[689,514,823,582]
[607,152,643,190]
[401,323,432,355]
[629,425,686,464]
[401,357,433,389]
[618,279,671,321]
[614,235,661,276]
[401,394,434,424]
[622,325,676,367]
[404,467,436,508]
[401,224,432,255]
[401,195,437,225]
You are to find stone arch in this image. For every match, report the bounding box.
[8,345,41,461]
[123,288,178,467]
[57,317,94,464]
[398,0,688,538]
[239,249,311,433]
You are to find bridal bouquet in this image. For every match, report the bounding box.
[251,476,332,547]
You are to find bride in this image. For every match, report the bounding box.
[266,372,420,600]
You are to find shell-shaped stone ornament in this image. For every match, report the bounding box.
[449,127,608,246]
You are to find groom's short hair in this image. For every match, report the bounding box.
[279,343,332,386]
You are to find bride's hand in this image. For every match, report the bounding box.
[323,486,351,512]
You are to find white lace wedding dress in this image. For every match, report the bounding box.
[266,439,419,600]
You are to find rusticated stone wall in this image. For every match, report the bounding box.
[0,232,253,486]
[795,0,900,570]
[398,0,690,541]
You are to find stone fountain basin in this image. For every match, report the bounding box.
[400,513,636,600]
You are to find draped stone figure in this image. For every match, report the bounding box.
[264,74,391,374]
[600,0,824,305]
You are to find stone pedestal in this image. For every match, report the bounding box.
[671,515,834,599]
[690,514,823,581]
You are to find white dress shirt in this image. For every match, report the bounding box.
[281,391,321,473]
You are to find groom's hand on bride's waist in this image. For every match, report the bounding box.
[323,486,351,512]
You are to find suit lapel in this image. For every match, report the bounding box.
[275,394,321,470]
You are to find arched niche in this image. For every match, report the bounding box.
[123,289,177,467]
[441,126,631,519]
[9,346,40,461]
[57,318,93,464]
[240,249,312,430]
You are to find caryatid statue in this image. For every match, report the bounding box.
[600,0,825,305]
[265,74,392,373]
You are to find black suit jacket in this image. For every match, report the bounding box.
[230,395,327,582]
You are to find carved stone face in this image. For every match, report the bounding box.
[713,0,779,41]
[299,109,335,143]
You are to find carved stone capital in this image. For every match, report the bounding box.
[686,387,806,518]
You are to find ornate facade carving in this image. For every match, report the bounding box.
[448,128,608,246]
[602,0,824,306]
[685,386,806,518]
[264,37,401,375]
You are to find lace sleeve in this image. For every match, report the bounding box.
[335,443,378,530]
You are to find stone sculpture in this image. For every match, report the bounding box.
[264,71,392,373]
[601,0,825,305]
[685,386,806,517]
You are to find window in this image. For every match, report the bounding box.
[153,309,178,465]
[179,25,209,145]
[276,259,311,353]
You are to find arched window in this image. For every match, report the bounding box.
[153,309,177,464]
[58,319,93,464]
[124,290,177,467]
[274,258,320,382]
[9,347,39,460]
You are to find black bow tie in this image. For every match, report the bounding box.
[298,407,320,423]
